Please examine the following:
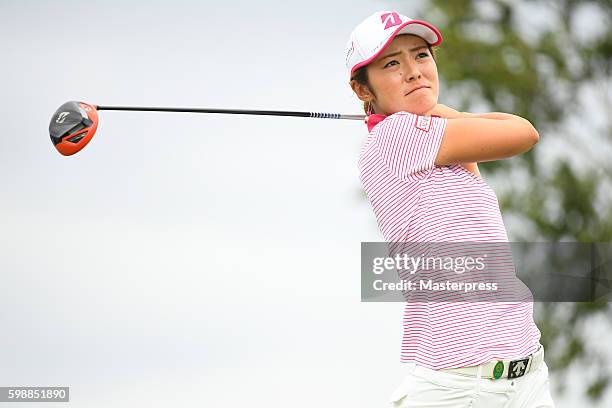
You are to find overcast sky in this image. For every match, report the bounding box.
[1,0,610,407]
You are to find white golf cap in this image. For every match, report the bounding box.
[345,11,443,79]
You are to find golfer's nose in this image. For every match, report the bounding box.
[403,61,422,81]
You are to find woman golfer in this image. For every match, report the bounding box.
[346,11,555,407]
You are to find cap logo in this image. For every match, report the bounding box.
[380,12,402,30]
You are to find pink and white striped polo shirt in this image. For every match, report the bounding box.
[358,111,541,370]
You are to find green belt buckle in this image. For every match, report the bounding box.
[493,361,504,379]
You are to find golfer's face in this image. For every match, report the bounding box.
[368,34,439,116]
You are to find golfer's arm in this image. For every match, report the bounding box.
[457,113,517,176]
[450,112,509,177]
[461,112,522,121]
[435,114,539,165]
[460,161,481,178]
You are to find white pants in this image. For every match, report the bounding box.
[388,360,555,408]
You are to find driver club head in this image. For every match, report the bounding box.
[49,101,99,156]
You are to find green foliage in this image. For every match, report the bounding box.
[411,0,612,402]
[588,375,611,399]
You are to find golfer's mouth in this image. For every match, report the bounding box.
[406,86,430,95]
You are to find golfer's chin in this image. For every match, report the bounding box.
[404,93,437,116]
[405,102,436,116]
[381,94,437,116]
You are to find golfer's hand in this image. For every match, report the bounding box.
[426,104,465,119]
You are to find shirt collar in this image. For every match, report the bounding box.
[366,113,388,132]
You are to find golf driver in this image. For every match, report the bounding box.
[49,101,366,156]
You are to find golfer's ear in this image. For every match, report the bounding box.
[350,80,373,102]
[435,117,539,165]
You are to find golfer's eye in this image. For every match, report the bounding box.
[384,60,399,68]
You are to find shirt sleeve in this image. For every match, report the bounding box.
[373,112,448,182]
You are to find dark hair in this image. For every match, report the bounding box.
[351,44,437,115]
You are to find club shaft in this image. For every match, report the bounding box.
[96,105,366,121]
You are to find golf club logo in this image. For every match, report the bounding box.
[56,112,70,124]
[381,12,402,30]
